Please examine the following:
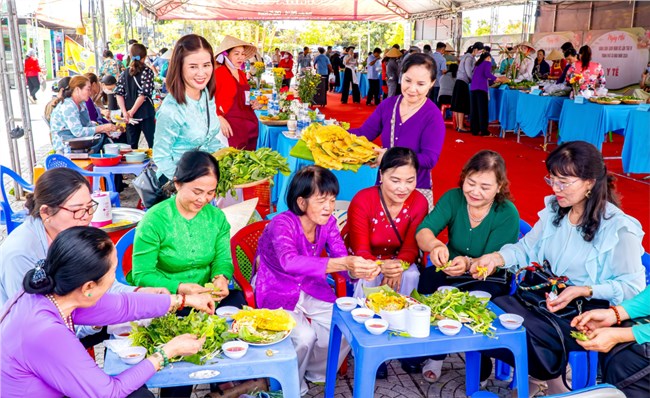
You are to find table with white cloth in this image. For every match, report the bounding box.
[275,132,378,212]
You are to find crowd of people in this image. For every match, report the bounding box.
[5,32,649,398]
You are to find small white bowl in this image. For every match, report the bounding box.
[437,286,457,293]
[103,143,120,155]
[118,346,147,365]
[216,306,240,322]
[499,313,524,330]
[112,325,132,339]
[351,308,375,324]
[437,319,462,336]
[469,291,492,302]
[222,341,249,359]
[364,318,389,335]
[335,297,357,312]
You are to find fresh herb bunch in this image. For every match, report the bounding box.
[213,147,291,198]
[129,310,229,365]
[411,289,497,337]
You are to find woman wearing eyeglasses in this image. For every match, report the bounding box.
[471,141,645,395]
[0,168,168,347]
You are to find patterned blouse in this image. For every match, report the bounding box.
[49,97,95,153]
[99,58,119,77]
[114,68,155,101]
[566,61,606,90]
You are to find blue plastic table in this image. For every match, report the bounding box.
[93,159,150,176]
[103,337,300,395]
[558,101,637,151]
[515,94,568,147]
[275,133,378,212]
[324,304,529,398]
[622,109,650,174]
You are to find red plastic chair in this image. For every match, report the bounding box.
[230,220,271,308]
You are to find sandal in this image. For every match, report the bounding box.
[421,358,443,383]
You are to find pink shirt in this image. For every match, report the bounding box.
[566,61,606,90]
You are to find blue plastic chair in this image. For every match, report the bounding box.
[44,154,120,207]
[0,166,34,234]
[115,228,136,285]
[642,252,650,285]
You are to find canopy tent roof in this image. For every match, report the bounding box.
[134,0,527,22]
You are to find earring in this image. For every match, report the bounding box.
[585,189,592,198]
[87,293,92,297]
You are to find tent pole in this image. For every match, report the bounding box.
[100,0,107,49]
[0,12,23,194]
[7,0,35,182]
[91,0,101,73]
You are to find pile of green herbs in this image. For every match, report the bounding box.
[213,147,291,198]
[129,310,229,365]
[411,289,497,337]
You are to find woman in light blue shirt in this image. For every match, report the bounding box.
[153,34,227,182]
[471,141,645,394]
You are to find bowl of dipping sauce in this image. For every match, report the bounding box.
[437,319,462,336]
[469,291,492,303]
[216,306,240,322]
[118,346,147,365]
[112,325,132,339]
[222,341,249,359]
[499,313,524,330]
[335,297,357,312]
[364,318,389,335]
[351,308,374,324]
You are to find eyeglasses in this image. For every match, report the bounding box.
[544,176,580,191]
[58,201,99,219]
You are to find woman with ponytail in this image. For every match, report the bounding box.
[471,141,645,394]
[116,43,156,149]
[0,227,215,398]
[49,75,117,153]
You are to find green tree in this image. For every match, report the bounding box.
[474,19,491,37]
[462,18,472,36]
[502,20,522,34]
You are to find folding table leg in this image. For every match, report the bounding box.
[465,351,481,395]
[324,324,342,397]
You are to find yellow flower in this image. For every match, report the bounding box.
[254,61,265,70]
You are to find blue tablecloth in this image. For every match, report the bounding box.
[275,133,378,212]
[622,109,650,174]
[335,72,370,98]
[255,109,286,204]
[488,87,504,122]
[497,89,520,132]
[515,94,568,138]
[558,101,638,150]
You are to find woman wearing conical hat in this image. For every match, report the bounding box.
[214,35,261,150]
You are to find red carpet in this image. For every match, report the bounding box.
[320,92,650,251]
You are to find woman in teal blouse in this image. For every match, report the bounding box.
[153,34,228,182]
[571,287,650,397]
[132,150,244,308]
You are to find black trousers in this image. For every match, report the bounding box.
[428,86,441,107]
[282,78,291,88]
[27,76,40,99]
[366,79,381,105]
[126,116,155,149]
[601,340,650,397]
[330,69,340,91]
[341,69,360,104]
[470,89,489,136]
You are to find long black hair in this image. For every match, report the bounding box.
[23,227,114,296]
[578,45,592,69]
[546,141,620,242]
[474,52,491,68]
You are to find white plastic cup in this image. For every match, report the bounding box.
[406,304,431,338]
[90,191,112,227]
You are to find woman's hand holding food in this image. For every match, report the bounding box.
[445,256,469,277]
[97,123,118,134]
[163,334,207,357]
[218,116,233,138]
[545,286,590,313]
[571,308,619,334]
[347,256,381,280]
[184,293,216,314]
[211,275,230,301]
[430,244,450,268]
[369,147,387,168]
[575,327,635,353]
[379,259,403,279]
[177,283,212,296]
[469,252,502,280]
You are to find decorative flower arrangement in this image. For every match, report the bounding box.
[296,68,321,105]
[569,73,584,97]
[278,86,297,114]
[249,61,265,89]
[272,67,286,89]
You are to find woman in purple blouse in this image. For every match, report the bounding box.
[350,53,446,209]
[255,165,380,395]
[469,52,509,136]
[0,227,215,398]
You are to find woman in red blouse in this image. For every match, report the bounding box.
[24,49,41,104]
[278,51,294,87]
[348,147,428,296]
[213,35,261,150]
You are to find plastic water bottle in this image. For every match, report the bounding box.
[63,142,71,156]
[272,90,278,101]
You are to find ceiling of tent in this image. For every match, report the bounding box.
[134,0,527,22]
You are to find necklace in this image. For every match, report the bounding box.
[46,294,74,332]
[399,98,426,121]
[467,202,493,224]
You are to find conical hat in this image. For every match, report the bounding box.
[161,48,173,60]
[215,35,257,60]
[547,49,563,61]
[385,48,402,58]
[518,42,536,52]
[444,43,455,53]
